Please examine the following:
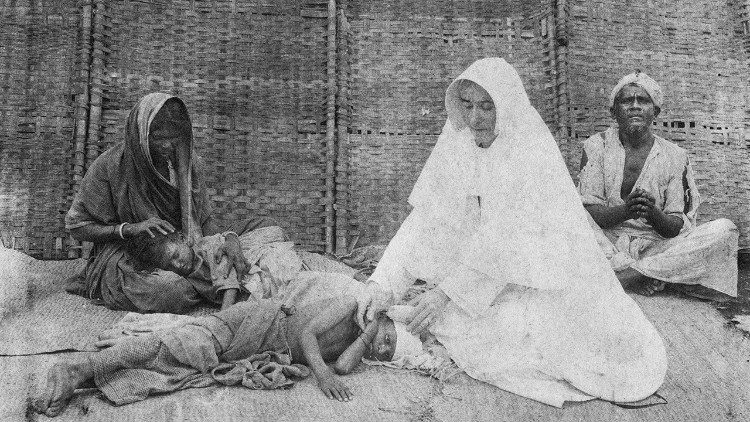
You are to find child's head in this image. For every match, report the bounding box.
[127,231,196,276]
[364,312,424,362]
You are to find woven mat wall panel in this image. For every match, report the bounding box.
[343,1,557,246]
[565,0,750,248]
[345,133,438,246]
[348,0,549,22]
[0,1,80,258]
[96,1,330,251]
[347,10,556,133]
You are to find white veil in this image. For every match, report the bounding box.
[408,58,619,292]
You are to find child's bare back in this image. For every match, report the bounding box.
[286,296,361,365]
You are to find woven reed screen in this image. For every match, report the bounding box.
[95,0,332,252]
[0,1,80,258]
[564,0,750,248]
[1,0,749,258]
[341,0,561,249]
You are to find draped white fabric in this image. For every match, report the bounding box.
[370,58,667,406]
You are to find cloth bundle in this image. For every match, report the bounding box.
[239,226,303,299]
[211,351,310,390]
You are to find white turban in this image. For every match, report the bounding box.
[609,72,663,109]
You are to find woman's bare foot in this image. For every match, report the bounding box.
[34,359,93,417]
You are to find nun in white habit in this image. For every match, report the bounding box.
[357,58,667,407]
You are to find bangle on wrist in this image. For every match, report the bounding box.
[117,222,129,240]
[358,334,371,346]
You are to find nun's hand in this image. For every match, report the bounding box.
[406,287,450,336]
[356,282,393,330]
[214,232,250,282]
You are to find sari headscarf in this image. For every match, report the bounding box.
[408,58,618,292]
[79,93,209,236]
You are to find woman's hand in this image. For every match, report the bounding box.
[214,233,251,282]
[406,287,450,335]
[124,217,175,238]
[356,282,393,330]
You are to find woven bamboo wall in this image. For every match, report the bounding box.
[1,0,749,257]
[342,0,559,248]
[0,1,80,258]
[88,0,331,252]
[565,0,750,248]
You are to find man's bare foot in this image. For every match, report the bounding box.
[631,278,666,296]
[616,268,665,296]
[33,360,92,417]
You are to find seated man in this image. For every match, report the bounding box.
[33,295,418,417]
[578,71,738,296]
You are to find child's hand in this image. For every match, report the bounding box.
[317,372,353,402]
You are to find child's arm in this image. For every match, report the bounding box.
[333,317,379,375]
[299,295,358,402]
[220,288,238,309]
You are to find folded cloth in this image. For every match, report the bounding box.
[211,351,310,390]
[238,227,303,299]
[364,343,461,382]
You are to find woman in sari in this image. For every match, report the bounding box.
[66,93,273,313]
[357,58,667,406]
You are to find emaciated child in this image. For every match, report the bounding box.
[34,293,410,417]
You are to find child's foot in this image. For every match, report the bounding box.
[33,361,90,417]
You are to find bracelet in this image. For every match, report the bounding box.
[359,331,374,345]
[357,335,370,347]
[117,222,129,240]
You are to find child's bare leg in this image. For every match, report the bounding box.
[34,358,94,417]
[34,334,161,417]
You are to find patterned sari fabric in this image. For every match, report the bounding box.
[65,93,215,313]
[579,128,738,296]
[370,58,667,407]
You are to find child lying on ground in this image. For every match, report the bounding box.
[33,294,417,417]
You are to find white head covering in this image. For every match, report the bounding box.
[407,57,620,292]
[386,305,424,360]
[608,72,663,109]
[391,322,423,360]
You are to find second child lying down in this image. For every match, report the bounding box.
[126,228,305,310]
[34,294,417,417]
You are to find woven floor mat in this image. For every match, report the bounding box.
[0,247,125,356]
[0,291,126,356]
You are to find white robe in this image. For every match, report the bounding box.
[370,58,667,407]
